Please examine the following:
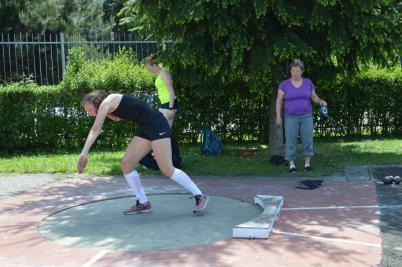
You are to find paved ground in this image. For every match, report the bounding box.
[0,173,56,200]
[371,166,402,267]
[0,173,80,200]
[0,166,400,267]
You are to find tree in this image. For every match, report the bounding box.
[19,0,77,33]
[0,0,113,85]
[103,0,128,32]
[19,0,112,35]
[72,0,114,36]
[120,0,402,153]
[0,0,27,32]
[0,0,112,35]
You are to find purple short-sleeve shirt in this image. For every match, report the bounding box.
[278,78,315,116]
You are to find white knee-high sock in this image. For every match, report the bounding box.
[123,170,148,203]
[169,168,202,196]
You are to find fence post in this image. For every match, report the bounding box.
[60,32,66,78]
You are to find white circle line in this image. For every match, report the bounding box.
[282,204,402,211]
[273,230,381,248]
[81,250,110,267]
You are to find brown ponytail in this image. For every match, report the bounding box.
[81,90,109,109]
[145,53,158,66]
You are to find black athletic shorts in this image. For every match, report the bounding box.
[159,99,179,110]
[137,113,171,141]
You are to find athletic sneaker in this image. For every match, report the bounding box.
[304,165,312,172]
[193,194,209,213]
[290,167,297,174]
[123,200,152,215]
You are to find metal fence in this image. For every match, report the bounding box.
[0,32,162,85]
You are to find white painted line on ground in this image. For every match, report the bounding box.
[273,230,381,248]
[81,250,110,267]
[275,230,402,252]
[283,204,402,211]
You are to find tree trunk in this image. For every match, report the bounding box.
[268,76,284,155]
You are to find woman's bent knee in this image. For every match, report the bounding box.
[120,159,133,174]
[160,166,175,177]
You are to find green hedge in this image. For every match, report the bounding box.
[0,48,400,152]
[172,67,402,141]
[316,67,402,137]
[62,47,154,93]
[0,48,156,152]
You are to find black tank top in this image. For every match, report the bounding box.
[111,95,161,129]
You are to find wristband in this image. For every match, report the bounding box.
[169,107,174,110]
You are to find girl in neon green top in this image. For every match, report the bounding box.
[145,54,178,128]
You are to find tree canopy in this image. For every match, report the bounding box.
[1,0,112,35]
[120,0,402,89]
[103,0,128,32]
[0,0,26,32]
[120,0,402,151]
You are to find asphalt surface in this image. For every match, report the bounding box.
[372,167,402,267]
[1,165,402,266]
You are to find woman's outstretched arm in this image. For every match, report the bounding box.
[77,96,117,173]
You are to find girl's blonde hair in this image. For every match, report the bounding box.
[81,90,108,109]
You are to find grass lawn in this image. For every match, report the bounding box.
[0,138,400,177]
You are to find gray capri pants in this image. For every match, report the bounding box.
[284,113,314,161]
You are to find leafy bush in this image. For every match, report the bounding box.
[316,67,402,137]
[62,47,154,93]
[0,50,400,152]
[0,48,155,152]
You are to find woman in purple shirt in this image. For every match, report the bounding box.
[275,59,327,174]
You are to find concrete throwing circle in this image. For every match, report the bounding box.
[38,194,261,251]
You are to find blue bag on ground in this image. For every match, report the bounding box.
[201,129,223,156]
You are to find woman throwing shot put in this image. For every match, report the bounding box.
[77,90,208,214]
